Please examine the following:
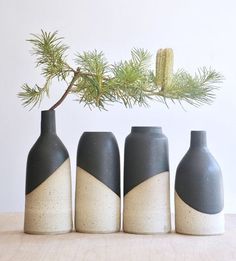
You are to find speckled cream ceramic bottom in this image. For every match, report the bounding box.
[24,159,72,235]
[175,191,224,235]
[75,167,120,233]
[123,171,171,234]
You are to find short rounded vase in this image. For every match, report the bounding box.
[75,132,120,233]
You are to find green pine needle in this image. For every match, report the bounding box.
[18,30,224,110]
[18,77,52,110]
[28,30,70,80]
[159,67,223,107]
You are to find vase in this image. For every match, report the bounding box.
[175,130,224,235]
[123,127,171,234]
[24,110,72,234]
[75,132,120,233]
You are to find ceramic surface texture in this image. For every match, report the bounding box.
[175,131,224,235]
[124,171,171,234]
[26,111,69,194]
[75,167,120,233]
[24,159,72,234]
[24,110,73,234]
[75,132,120,233]
[175,192,224,235]
[123,127,171,234]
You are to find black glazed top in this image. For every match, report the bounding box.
[41,110,56,134]
[26,110,69,194]
[124,126,169,195]
[175,130,224,214]
[82,131,113,135]
[77,132,120,196]
[131,126,162,134]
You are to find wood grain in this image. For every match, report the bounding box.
[0,213,236,261]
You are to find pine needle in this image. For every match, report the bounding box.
[18,30,224,110]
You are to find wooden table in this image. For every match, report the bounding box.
[0,213,236,261]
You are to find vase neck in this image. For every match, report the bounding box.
[41,110,56,134]
[190,131,207,148]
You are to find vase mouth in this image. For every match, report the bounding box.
[41,110,55,116]
[191,130,206,134]
[83,131,114,135]
[131,126,162,134]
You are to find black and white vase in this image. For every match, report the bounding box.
[75,132,120,233]
[24,110,73,234]
[175,131,224,235]
[123,127,171,234]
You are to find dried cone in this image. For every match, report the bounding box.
[156,48,174,90]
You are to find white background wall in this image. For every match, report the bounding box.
[0,0,235,213]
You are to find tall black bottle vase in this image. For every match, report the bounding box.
[175,131,224,235]
[123,127,171,234]
[24,110,72,234]
[75,132,120,233]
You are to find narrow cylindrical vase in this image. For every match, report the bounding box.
[123,127,171,234]
[75,132,120,233]
[175,131,224,235]
[24,110,72,234]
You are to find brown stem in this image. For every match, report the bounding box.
[49,70,80,110]
[49,68,110,110]
[81,72,110,81]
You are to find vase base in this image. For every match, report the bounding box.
[75,167,120,233]
[24,229,72,235]
[123,230,171,235]
[75,229,120,234]
[24,159,73,235]
[123,172,171,234]
[175,231,224,236]
[175,192,224,235]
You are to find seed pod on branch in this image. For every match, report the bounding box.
[156,48,174,90]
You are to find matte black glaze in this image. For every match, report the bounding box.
[124,127,169,195]
[175,131,224,214]
[26,110,69,194]
[77,132,120,196]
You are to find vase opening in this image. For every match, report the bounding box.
[131,126,162,134]
[83,131,113,134]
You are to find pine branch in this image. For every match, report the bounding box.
[49,71,80,110]
[73,50,112,108]
[18,30,224,110]
[157,68,223,106]
[28,30,70,80]
[18,77,52,110]
[108,48,153,107]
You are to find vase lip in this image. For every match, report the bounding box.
[191,130,206,134]
[41,109,55,115]
[83,131,114,135]
[131,126,162,133]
